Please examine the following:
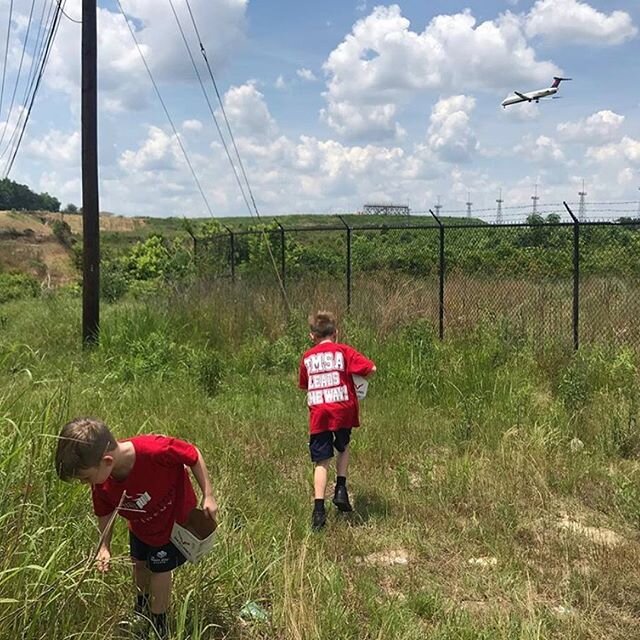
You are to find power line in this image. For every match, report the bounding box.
[165,0,252,217]
[183,0,261,220]
[115,0,214,217]
[0,0,15,121]
[181,0,289,309]
[57,0,81,24]
[0,0,56,161]
[0,0,37,151]
[4,0,63,177]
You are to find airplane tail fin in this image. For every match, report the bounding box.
[552,76,572,88]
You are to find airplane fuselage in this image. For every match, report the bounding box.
[501,87,558,108]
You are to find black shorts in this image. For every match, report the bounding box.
[309,428,352,462]
[129,531,187,573]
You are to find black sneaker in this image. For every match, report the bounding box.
[311,509,326,531]
[333,485,353,512]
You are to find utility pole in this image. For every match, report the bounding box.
[434,195,442,218]
[466,191,472,219]
[578,179,587,222]
[496,188,503,224]
[531,182,539,216]
[82,0,100,345]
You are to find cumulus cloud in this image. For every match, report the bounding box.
[427,95,478,163]
[557,110,625,144]
[275,75,287,89]
[525,0,637,45]
[119,126,183,172]
[321,5,559,139]
[182,119,204,132]
[220,82,277,139]
[296,68,317,82]
[45,0,248,112]
[587,137,640,164]
[26,130,80,164]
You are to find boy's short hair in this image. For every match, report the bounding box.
[309,311,336,338]
[55,417,117,481]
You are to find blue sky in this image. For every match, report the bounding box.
[1,0,639,219]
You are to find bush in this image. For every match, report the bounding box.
[0,273,39,304]
[193,349,224,397]
[51,219,74,248]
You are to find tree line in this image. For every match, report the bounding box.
[0,177,60,212]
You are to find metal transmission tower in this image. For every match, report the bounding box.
[578,180,587,221]
[531,183,540,216]
[434,195,442,217]
[466,192,472,219]
[496,189,503,224]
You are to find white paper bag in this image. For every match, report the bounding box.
[352,374,368,400]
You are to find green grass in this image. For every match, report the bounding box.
[1,285,640,639]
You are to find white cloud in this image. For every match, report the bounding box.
[557,110,625,144]
[427,95,478,163]
[45,0,248,113]
[220,82,277,139]
[321,5,559,139]
[275,75,286,89]
[296,68,317,82]
[516,134,566,164]
[587,137,640,164]
[501,101,540,121]
[182,119,204,132]
[119,126,182,172]
[26,130,80,164]
[525,0,637,46]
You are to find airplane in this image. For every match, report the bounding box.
[501,77,572,108]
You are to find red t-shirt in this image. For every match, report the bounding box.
[91,435,199,547]
[298,341,375,435]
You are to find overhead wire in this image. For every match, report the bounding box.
[181,0,289,309]
[0,0,37,151]
[115,0,215,217]
[0,0,55,162]
[166,0,252,218]
[3,0,63,177]
[0,0,14,122]
[183,0,261,220]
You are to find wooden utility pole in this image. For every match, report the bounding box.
[82,0,100,344]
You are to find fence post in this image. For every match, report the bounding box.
[563,202,579,350]
[223,225,235,283]
[338,216,352,311]
[274,218,286,294]
[429,209,445,340]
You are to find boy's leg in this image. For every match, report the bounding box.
[146,541,187,637]
[313,458,330,500]
[333,429,353,512]
[149,570,172,614]
[129,533,151,618]
[133,560,151,614]
[309,432,334,530]
[336,446,350,478]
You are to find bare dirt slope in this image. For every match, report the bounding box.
[0,211,148,286]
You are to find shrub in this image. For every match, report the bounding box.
[0,273,39,304]
[51,219,74,248]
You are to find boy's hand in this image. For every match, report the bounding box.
[95,546,111,573]
[201,495,218,521]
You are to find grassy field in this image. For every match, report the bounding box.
[2,282,640,639]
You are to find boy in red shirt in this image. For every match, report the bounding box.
[299,311,376,530]
[55,417,218,639]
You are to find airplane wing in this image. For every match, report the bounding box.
[514,91,531,101]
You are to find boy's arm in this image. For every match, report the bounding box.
[190,448,218,521]
[95,512,114,572]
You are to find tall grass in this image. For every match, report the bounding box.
[1,281,640,639]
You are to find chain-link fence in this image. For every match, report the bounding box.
[195,208,640,350]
